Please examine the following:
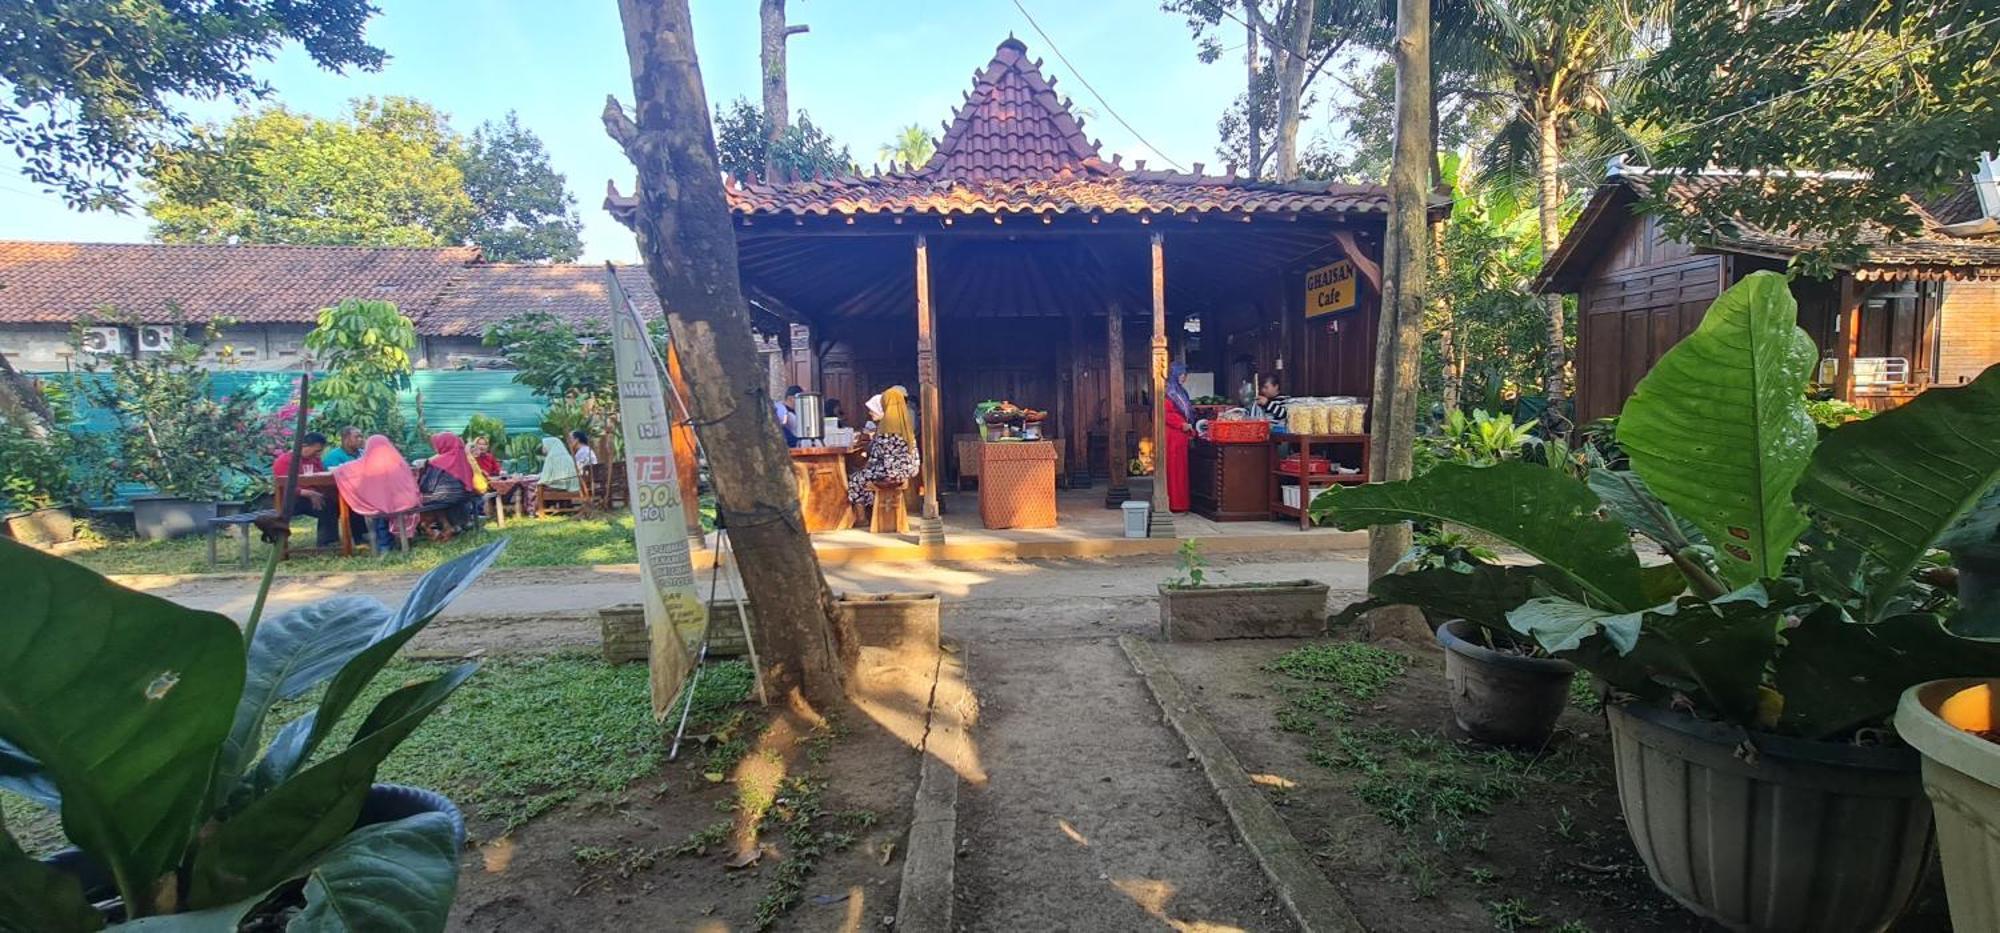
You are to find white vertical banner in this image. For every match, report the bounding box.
[604,269,705,719]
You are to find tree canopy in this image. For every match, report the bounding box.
[713,97,854,181]
[142,97,582,260]
[1634,0,2000,273]
[0,0,385,210]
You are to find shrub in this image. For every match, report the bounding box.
[461,413,507,445]
[73,316,269,500]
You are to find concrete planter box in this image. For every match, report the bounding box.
[1157,580,1329,641]
[836,592,941,679]
[132,495,217,542]
[1897,679,2000,933]
[3,507,75,546]
[599,601,753,664]
[1607,702,1932,932]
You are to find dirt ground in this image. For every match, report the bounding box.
[448,697,920,933]
[1153,635,1719,932]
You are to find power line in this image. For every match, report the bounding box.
[1010,0,1188,172]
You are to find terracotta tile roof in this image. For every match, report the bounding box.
[605,37,1394,223]
[917,36,1111,181]
[422,263,657,337]
[1541,171,2000,288]
[0,241,479,325]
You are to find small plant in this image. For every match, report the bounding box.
[1422,408,1540,470]
[1169,537,1208,587]
[669,821,733,857]
[1804,395,1873,429]
[461,413,508,445]
[1488,897,1543,931]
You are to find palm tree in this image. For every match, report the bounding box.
[1460,0,1665,415]
[876,124,935,171]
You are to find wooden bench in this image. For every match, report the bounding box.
[206,510,278,569]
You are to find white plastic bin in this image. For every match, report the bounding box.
[1121,500,1151,538]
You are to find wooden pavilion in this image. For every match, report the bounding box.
[1539,165,2000,421]
[611,37,1397,541]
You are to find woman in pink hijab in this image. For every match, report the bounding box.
[332,435,421,554]
[418,432,486,537]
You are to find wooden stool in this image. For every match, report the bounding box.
[870,481,909,534]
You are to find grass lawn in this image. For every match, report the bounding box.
[63,513,642,577]
[2,655,756,855]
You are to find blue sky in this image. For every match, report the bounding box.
[0,1,1348,262]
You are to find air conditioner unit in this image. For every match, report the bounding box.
[137,325,177,353]
[80,326,124,355]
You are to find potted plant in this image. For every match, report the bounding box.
[0,535,506,930]
[74,316,270,541]
[1158,538,1330,641]
[1315,273,2000,933]
[1897,678,2000,930]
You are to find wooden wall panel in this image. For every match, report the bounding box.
[1573,255,1723,421]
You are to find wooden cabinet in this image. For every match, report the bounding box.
[1190,439,1272,521]
[1269,434,1370,530]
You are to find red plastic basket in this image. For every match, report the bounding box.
[1277,455,1332,475]
[1207,419,1272,444]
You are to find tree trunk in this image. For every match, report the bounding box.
[1243,4,1264,179]
[1535,104,1569,416]
[609,0,848,706]
[1434,221,1458,413]
[758,0,806,180]
[1365,0,1432,645]
[1272,0,1318,182]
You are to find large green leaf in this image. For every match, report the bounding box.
[1315,461,1650,610]
[188,664,477,907]
[1367,562,1585,633]
[1776,607,2000,739]
[0,825,100,933]
[250,542,504,791]
[1587,468,1706,551]
[289,813,460,933]
[1507,597,1649,654]
[0,738,58,811]
[1942,485,2000,638]
[0,539,244,913]
[213,597,394,810]
[1795,366,2000,623]
[1618,271,1819,588]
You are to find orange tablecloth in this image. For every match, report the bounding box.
[977,441,1057,529]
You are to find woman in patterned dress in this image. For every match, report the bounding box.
[847,385,920,523]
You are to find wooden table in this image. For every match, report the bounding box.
[791,446,856,532]
[1268,434,1371,530]
[295,466,529,556]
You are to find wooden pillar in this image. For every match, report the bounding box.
[914,233,945,544]
[1103,300,1129,506]
[1066,310,1090,488]
[1148,231,1176,537]
[1836,275,1864,402]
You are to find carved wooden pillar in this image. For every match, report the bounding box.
[915,233,945,544]
[1104,300,1129,506]
[1148,231,1176,537]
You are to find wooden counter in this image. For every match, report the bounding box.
[790,446,855,532]
[1190,439,1271,521]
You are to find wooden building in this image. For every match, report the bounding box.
[1538,167,2000,421]
[612,38,1398,539]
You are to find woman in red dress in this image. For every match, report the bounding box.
[1164,361,1194,513]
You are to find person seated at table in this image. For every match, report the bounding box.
[532,435,581,515]
[273,432,342,547]
[332,435,420,554]
[845,386,920,524]
[1256,374,1293,422]
[571,430,600,471]
[417,432,487,538]
[471,435,503,476]
[321,426,364,468]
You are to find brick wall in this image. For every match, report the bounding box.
[1936,282,2000,386]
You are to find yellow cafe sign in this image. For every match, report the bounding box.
[1304,258,1357,318]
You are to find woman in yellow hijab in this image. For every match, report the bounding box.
[847,386,921,520]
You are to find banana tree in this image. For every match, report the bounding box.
[1314,271,2000,738]
[0,538,504,930]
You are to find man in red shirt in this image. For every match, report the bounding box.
[273,432,339,546]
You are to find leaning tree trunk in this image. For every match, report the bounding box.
[1365,0,1433,645]
[1535,104,1569,418]
[1272,0,1318,182]
[609,0,848,706]
[758,0,806,180]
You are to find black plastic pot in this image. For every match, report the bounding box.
[40,783,465,906]
[1435,618,1577,747]
[1607,702,1932,933]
